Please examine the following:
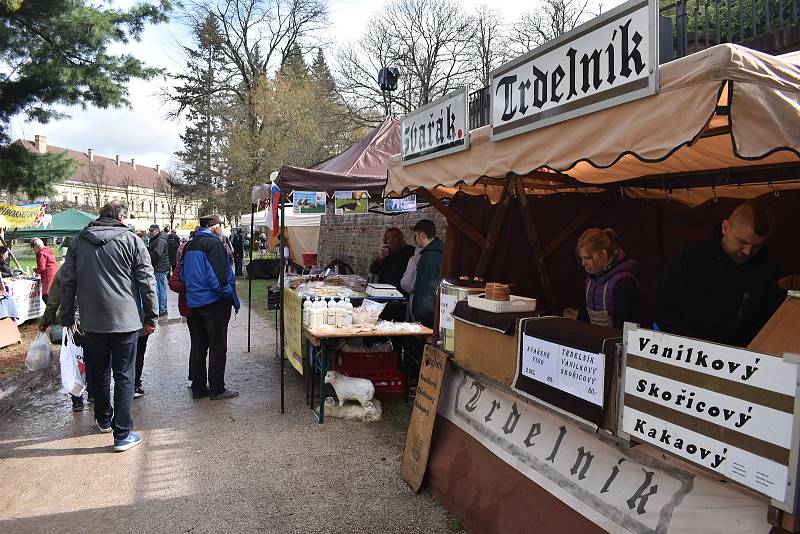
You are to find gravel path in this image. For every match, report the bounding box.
[0,294,457,533]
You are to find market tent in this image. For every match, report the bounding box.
[240,209,321,264]
[14,208,96,239]
[385,44,800,204]
[272,116,400,198]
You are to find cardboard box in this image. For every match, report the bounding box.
[453,317,518,386]
[0,317,21,349]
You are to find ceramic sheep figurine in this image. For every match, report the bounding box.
[324,370,375,408]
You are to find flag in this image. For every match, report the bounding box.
[271,182,280,236]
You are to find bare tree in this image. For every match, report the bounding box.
[335,0,475,123]
[156,172,184,230]
[468,4,510,87]
[508,0,598,57]
[120,175,137,209]
[84,161,110,211]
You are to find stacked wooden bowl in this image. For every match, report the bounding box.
[485,283,510,301]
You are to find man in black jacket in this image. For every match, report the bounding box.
[148,224,170,316]
[651,201,786,347]
[232,229,244,277]
[167,229,180,272]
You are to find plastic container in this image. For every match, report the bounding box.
[302,252,318,266]
[335,350,397,373]
[326,299,336,325]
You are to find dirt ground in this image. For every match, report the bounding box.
[0,322,47,382]
[0,293,460,533]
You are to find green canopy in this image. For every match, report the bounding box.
[14,208,97,239]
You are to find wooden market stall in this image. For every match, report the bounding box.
[386,25,800,534]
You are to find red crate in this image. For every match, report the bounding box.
[352,369,405,399]
[335,350,397,373]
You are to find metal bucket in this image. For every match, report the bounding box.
[439,277,486,353]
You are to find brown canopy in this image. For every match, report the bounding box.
[385,44,800,205]
[277,116,399,197]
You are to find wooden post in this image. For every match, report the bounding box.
[541,194,611,259]
[475,180,513,278]
[513,176,558,313]
[416,188,485,248]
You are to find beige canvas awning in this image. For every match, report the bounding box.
[385,44,800,202]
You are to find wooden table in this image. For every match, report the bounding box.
[303,325,434,423]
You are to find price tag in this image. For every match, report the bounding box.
[439,293,458,330]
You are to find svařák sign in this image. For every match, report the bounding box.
[621,326,800,506]
[490,0,658,141]
[401,87,469,165]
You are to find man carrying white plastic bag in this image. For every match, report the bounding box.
[60,326,86,398]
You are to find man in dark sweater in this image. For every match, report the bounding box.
[651,201,785,347]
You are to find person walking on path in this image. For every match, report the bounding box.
[181,214,240,400]
[59,200,158,452]
[167,229,180,273]
[147,224,170,316]
[232,229,244,277]
[169,235,195,386]
[31,238,58,304]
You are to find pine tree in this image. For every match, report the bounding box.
[282,43,309,79]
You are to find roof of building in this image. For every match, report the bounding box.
[18,139,164,190]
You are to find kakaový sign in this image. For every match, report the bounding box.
[621,325,800,506]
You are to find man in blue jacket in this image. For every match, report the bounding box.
[181,214,241,400]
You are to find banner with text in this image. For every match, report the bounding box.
[490,0,658,141]
[402,87,469,165]
[0,202,44,229]
[441,364,772,533]
[621,326,800,505]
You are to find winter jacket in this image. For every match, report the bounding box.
[168,242,191,317]
[59,217,158,333]
[578,256,640,329]
[412,238,444,328]
[40,268,61,330]
[180,228,240,312]
[369,244,415,291]
[35,246,58,295]
[167,235,180,268]
[651,236,786,347]
[232,234,244,257]
[148,231,171,273]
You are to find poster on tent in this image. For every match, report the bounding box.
[292,192,326,215]
[384,195,417,214]
[334,191,368,215]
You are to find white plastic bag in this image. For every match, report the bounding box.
[25,332,53,371]
[60,327,86,396]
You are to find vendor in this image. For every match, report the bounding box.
[576,228,640,329]
[651,200,786,347]
[0,246,13,278]
[369,227,414,291]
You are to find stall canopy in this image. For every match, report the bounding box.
[240,209,321,264]
[385,44,800,205]
[14,208,96,239]
[273,116,400,197]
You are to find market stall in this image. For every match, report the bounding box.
[14,208,96,240]
[239,208,321,266]
[384,2,800,530]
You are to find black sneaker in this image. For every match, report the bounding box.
[210,389,239,400]
[134,387,145,398]
[71,397,84,412]
[192,389,209,399]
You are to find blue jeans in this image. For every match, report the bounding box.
[155,271,168,314]
[83,331,138,439]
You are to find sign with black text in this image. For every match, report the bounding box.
[490,0,659,141]
[621,326,800,506]
[401,87,469,165]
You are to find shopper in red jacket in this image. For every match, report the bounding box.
[31,238,58,303]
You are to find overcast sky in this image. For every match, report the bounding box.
[10,0,624,170]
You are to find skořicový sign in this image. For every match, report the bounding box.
[401,87,469,165]
[490,0,658,141]
[620,326,800,506]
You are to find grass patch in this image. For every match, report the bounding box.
[381,397,413,431]
[239,276,277,320]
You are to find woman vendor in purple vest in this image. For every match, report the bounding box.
[576,228,640,329]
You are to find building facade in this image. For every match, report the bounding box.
[16,135,201,230]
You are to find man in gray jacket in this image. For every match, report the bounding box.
[60,200,158,452]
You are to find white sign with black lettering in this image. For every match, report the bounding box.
[490,0,658,141]
[402,87,469,165]
[621,326,800,505]
[439,293,458,331]
[521,333,604,406]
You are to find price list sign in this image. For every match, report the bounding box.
[520,333,605,407]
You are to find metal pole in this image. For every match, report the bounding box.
[279,194,286,415]
[247,201,255,353]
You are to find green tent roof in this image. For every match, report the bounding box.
[14,208,97,239]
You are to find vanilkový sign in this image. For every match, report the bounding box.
[401,87,469,165]
[490,0,659,141]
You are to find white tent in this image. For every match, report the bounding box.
[240,209,321,264]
